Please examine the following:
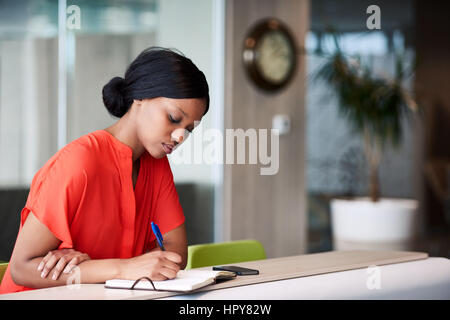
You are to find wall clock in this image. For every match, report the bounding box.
[243,18,297,92]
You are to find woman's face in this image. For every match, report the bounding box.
[135,97,207,159]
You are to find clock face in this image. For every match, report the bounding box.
[243,19,297,92]
[256,30,295,84]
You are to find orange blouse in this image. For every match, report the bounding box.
[0,130,185,294]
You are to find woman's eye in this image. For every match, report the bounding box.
[169,115,181,123]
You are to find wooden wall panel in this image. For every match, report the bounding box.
[224,0,309,258]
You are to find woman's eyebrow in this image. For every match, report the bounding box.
[174,105,189,119]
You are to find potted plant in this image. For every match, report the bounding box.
[315,33,420,251]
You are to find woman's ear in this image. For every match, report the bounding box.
[133,99,143,106]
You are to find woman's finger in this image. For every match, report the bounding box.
[63,256,80,274]
[158,266,178,280]
[39,249,90,279]
[63,257,76,274]
[162,259,181,273]
[37,251,52,272]
[51,256,69,280]
[63,253,90,274]
[40,253,60,278]
[161,251,182,264]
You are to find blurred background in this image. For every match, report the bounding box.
[0,0,449,261]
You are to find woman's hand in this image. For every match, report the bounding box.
[37,249,90,280]
[120,251,182,281]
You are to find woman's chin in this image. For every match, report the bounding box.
[155,152,167,159]
[146,147,167,159]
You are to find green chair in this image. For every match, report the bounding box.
[0,262,8,283]
[186,239,266,269]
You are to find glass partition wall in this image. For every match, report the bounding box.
[306,0,417,253]
[0,0,222,260]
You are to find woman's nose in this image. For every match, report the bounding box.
[171,128,189,145]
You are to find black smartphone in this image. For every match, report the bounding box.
[212,265,259,275]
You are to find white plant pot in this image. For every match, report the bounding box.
[330,197,419,251]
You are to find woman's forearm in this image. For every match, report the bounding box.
[11,256,124,289]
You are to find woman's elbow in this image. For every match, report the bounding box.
[9,259,27,287]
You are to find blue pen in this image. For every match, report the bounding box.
[151,222,166,251]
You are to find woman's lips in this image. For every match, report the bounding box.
[162,143,173,154]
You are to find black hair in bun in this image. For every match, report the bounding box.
[102,46,210,118]
[102,76,127,118]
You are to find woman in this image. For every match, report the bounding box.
[0,47,209,294]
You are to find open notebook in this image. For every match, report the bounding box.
[105,270,236,293]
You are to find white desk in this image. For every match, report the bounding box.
[162,257,450,300]
[1,251,448,300]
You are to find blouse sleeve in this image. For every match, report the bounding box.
[153,156,185,235]
[21,153,88,250]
